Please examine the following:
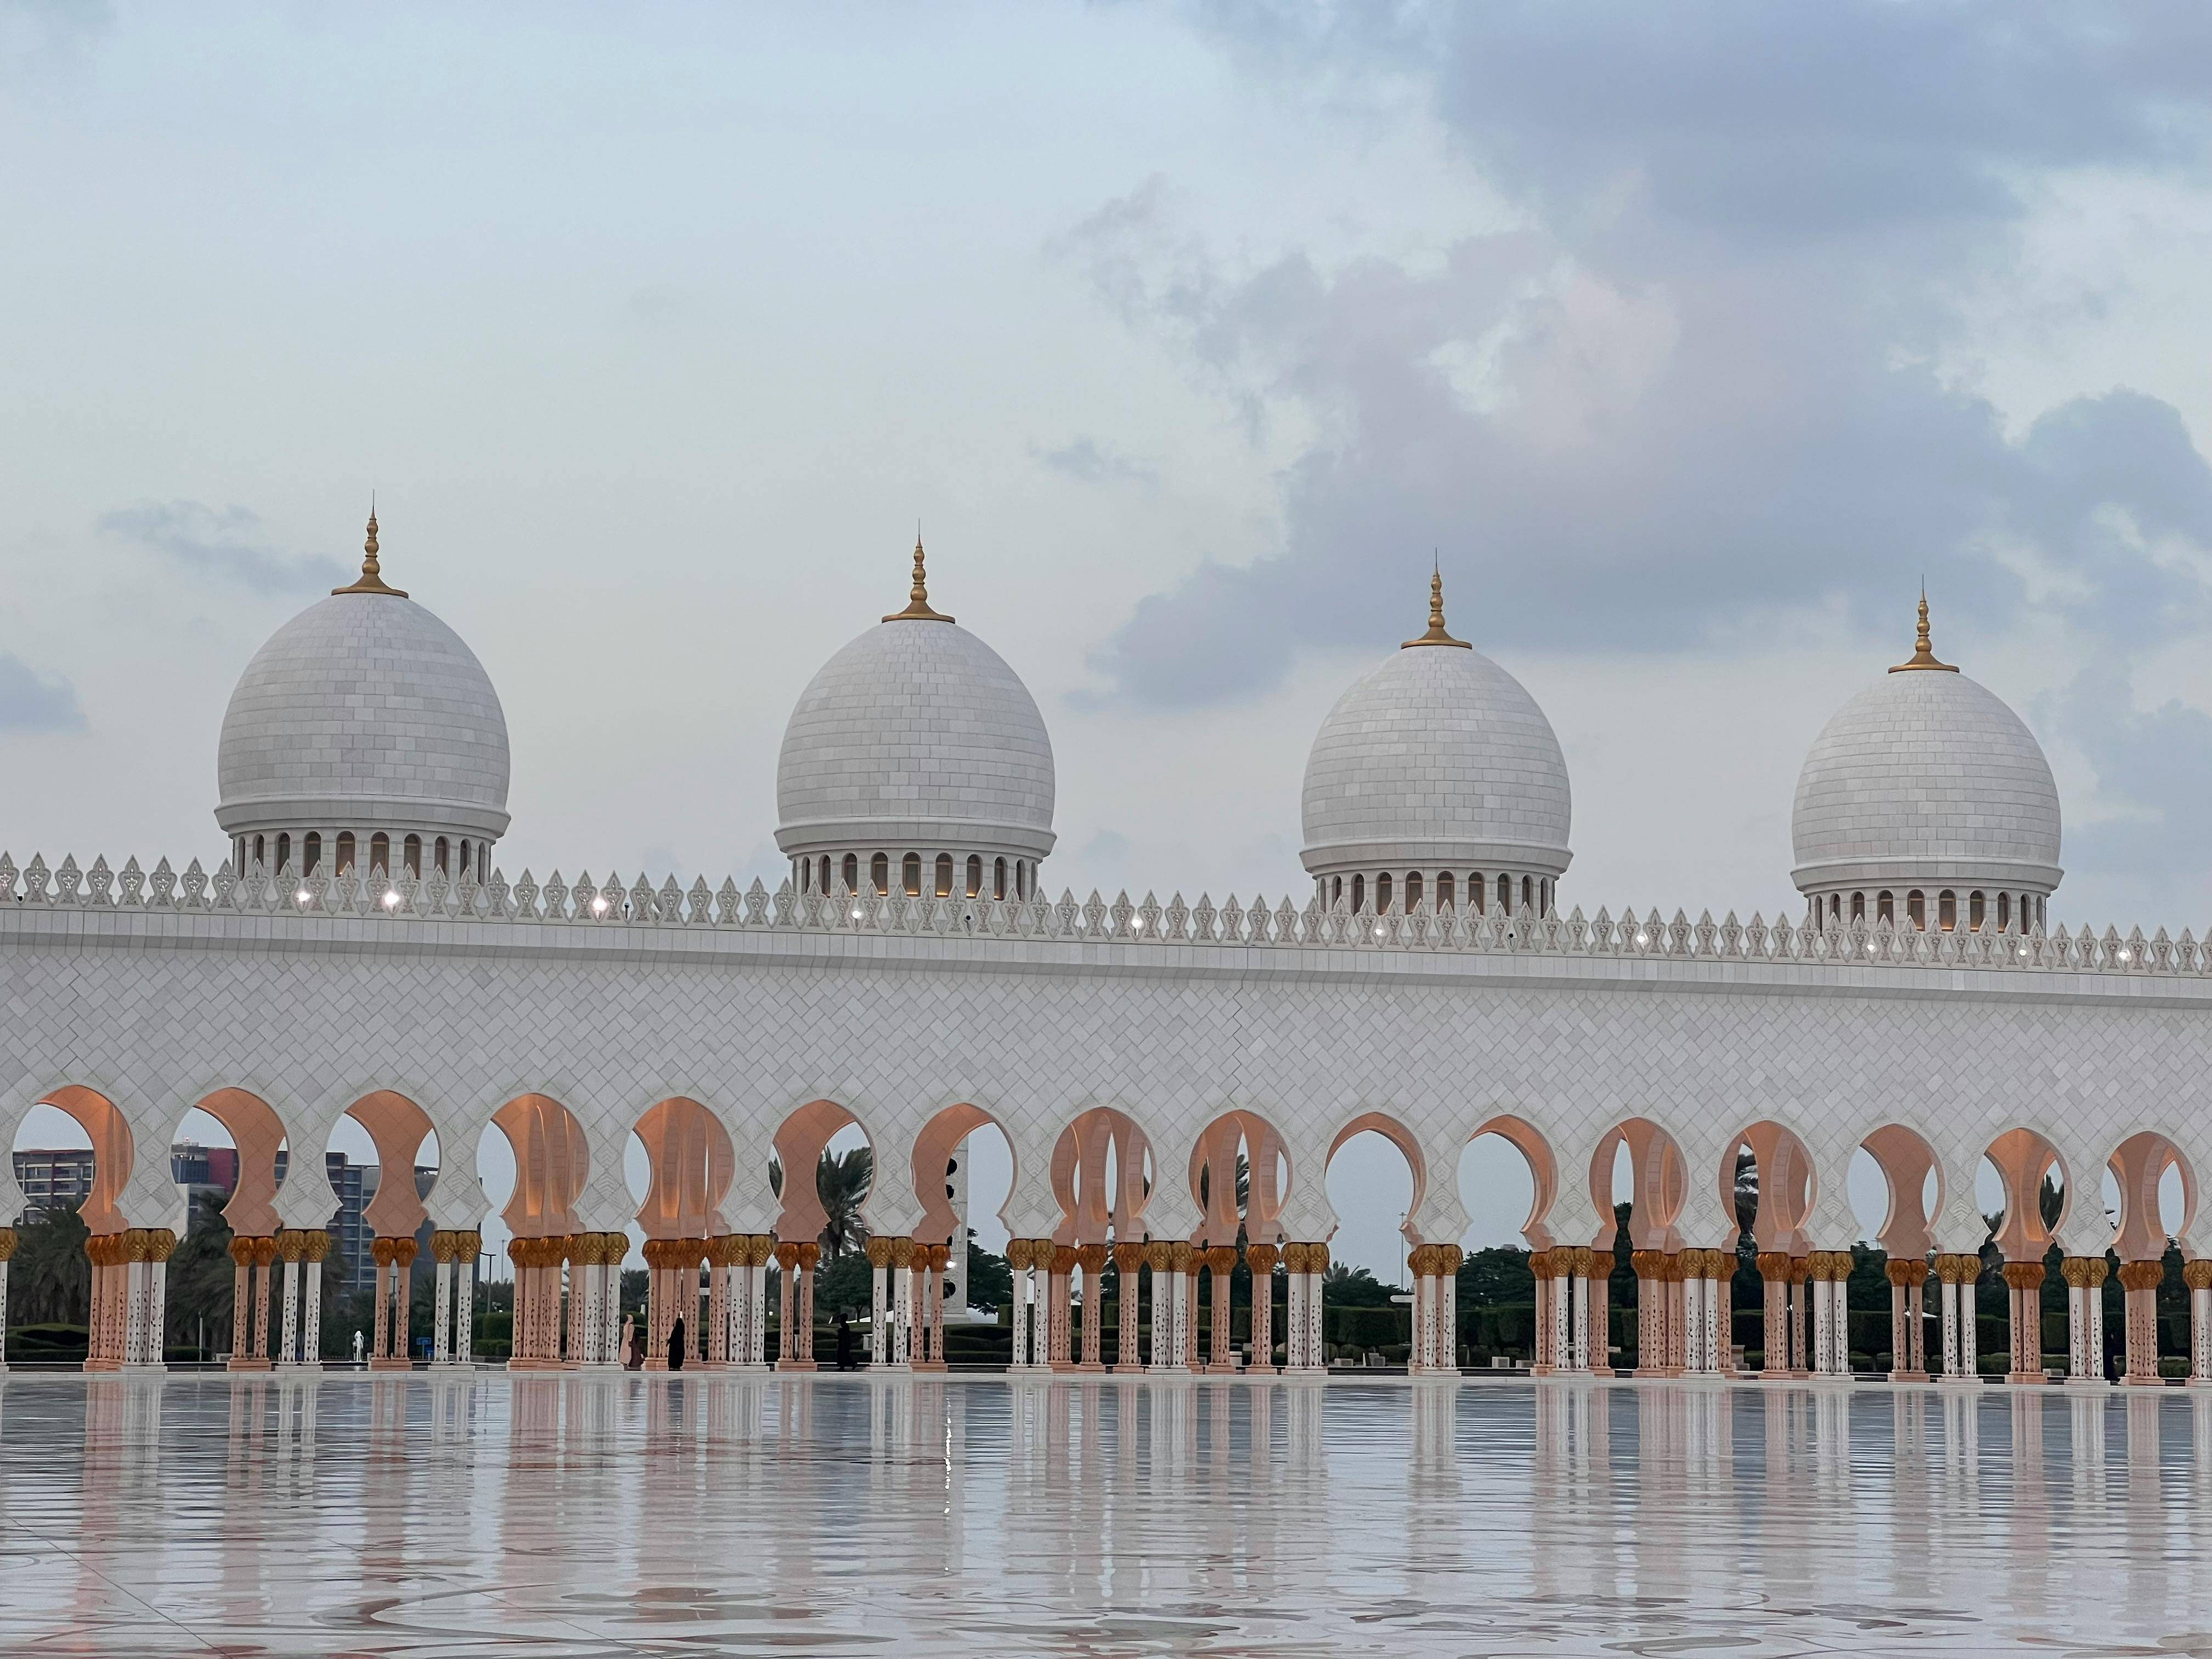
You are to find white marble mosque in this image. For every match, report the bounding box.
[4,512,2212,1396]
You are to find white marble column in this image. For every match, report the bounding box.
[1441,1255,1460,1372]
[2188,1264,2212,1385]
[145,1257,168,1367]
[433,1258,454,1363]
[2062,1258,2108,1385]
[455,1256,475,1365]
[279,1257,302,1368]
[125,1257,150,1367]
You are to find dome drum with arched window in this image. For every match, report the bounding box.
[214,514,511,885]
[776,538,1054,904]
[1300,572,1571,917]
[1791,599,2060,934]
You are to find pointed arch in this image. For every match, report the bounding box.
[1187,1109,1290,1246]
[1721,1120,1816,1255]
[1048,1107,1151,1245]
[489,1093,589,1239]
[911,1103,1007,1246]
[2108,1131,2193,1262]
[770,1098,866,1246]
[184,1087,288,1239]
[1464,1113,1559,1249]
[27,1086,133,1235]
[343,1090,439,1241]
[1860,1124,1943,1259]
[1983,1126,2067,1262]
[634,1097,735,1242]
[1588,1117,1687,1251]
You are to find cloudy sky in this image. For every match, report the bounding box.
[6,3,2211,1278]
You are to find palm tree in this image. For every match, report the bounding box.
[815,1147,873,1257]
[12,1201,89,1326]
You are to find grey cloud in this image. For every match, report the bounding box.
[2041,668,2212,893]
[1076,5,2212,707]
[1032,436,1160,489]
[0,652,85,733]
[1201,3,2212,246]
[99,501,348,594]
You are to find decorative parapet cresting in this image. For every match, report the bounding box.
[0,850,2194,977]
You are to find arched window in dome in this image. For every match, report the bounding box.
[845,854,861,894]
[304,833,321,876]
[1496,874,1511,915]
[994,857,1007,901]
[934,854,953,899]
[1521,875,1534,913]
[1968,890,1984,931]
[1405,872,1423,911]
[1875,890,1892,925]
[1375,873,1392,914]
[1017,861,1029,900]
[435,837,449,876]
[1350,874,1365,913]
[902,853,921,897]
[2035,896,2045,930]
[1906,889,1925,930]
[252,834,266,869]
[1329,875,1342,907]
[1937,890,1955,932]
[336,833,356,876]
[964,856,981,898]
[274,833,290,873]
[1436,872,1454,910]
[1469,873,1485,915]
[1850,891,1864,923]
[370,833,390,876]
[870,853,888,895]
[1996,891,2011,932]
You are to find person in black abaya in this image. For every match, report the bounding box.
[668,1314,686,1371]
[835,1311,855,1370]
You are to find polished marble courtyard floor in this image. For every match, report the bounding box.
[3,1372,2210,1656]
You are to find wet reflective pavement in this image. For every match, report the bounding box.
[3,1374,2211,1656]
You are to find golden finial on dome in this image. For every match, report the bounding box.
[331,499,408,597]
[1402,556,1470,648]
[1888,586,1956,673]
[882,527,953,623]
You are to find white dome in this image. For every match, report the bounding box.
[1301,607,1571,879]
[1791,624,2060,897]
[776,566,1055,864]
[215,528,510,845]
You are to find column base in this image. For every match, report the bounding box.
[368,1357,413,1373]
[123,1362,167,1375]
[2062,1375,2111,1390]
[775,1359,818,1373]
[225,1358,273,1372]
[914,1361,949,1373]
[1243,1364,1279,1375]
[1936,1373,1982,1387]
[275,1361,321,1374]
[2006,1370,2048,1385]
[1068,1362,1105,1374]
[1889,1369,1930,1382]
[2117,1373,2167,1387]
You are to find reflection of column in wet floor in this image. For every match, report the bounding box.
[2004,1386,2049,1621]
[2195,1392,2212,1486]
[1683,1381,1726,1492]
[2122,1390,2160,1514]
[2068,1390,2106,1511]
[1632,1385,1688,1605]
[1152,1377,1186,1481]
[1533,1375,1570,1481]
[1811,1383,1848,1497]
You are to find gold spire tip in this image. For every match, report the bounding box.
[1888,590,1955,672]
[332,505,408,597]
[882,531,953,623]
[1402,564,1470,648]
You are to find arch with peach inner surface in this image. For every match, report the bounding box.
[490,1093,589,1368]
[1589,1118,1689,1374]
[633,1097,734,1367]
[1982,1126,2067,1381]
[1187,1109,1289,1370]
[1039,1107,1152,1369]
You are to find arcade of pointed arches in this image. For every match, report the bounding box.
[12,1082,2209,1389]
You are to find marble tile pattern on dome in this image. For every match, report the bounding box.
[4,514,2212,1402]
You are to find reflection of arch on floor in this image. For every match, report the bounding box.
[635,1097,733,1241]
[1049,1107,1149,1246]
[1466,1113,1558,1248]
[1325,1111,1427,1245]
[184,1088,286,1239]
[911,1103,998,1248]
[1189,1109,1288,1246]
[32,1085,133,1235]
